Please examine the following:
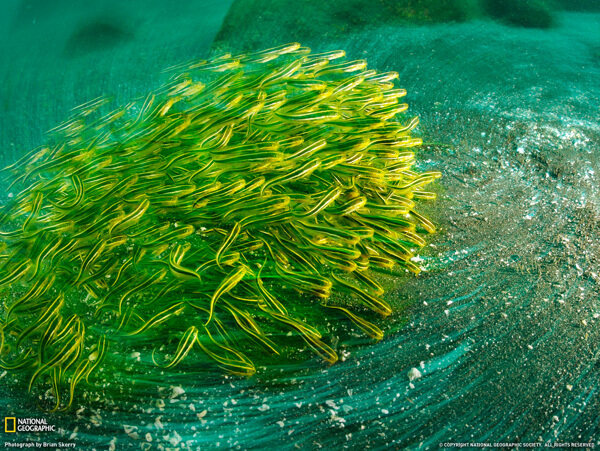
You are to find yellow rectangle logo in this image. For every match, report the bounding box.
[5,417,16,433]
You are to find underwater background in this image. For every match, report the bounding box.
[1,0,599,449]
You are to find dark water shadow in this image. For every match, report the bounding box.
[63,17,134,58]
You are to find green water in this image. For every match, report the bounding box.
[1,1,599,449]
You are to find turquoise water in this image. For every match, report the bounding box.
[1,1,599,449]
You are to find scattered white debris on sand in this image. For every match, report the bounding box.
[408,367,422,382]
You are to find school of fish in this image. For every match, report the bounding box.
[0,43,440,409]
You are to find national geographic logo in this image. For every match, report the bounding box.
[4,418,56,433]
[5,418,15,433]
